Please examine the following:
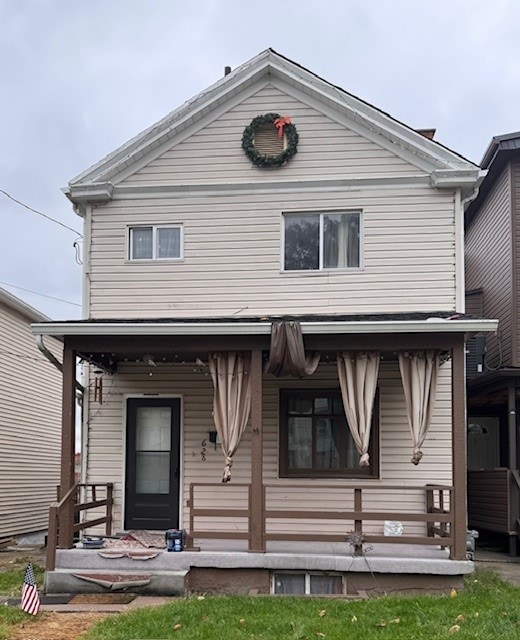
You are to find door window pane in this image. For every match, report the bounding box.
[136,407,171,451]
[136,452,170,494]
[135,407,171,494]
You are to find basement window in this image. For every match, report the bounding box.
[272,572,344,595]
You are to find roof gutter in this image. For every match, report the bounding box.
[31,318,499,338]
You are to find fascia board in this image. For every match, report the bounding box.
[67,54,272,188]
[269,59,477,173]
[31,318,498,338]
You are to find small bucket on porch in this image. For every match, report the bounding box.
[165,529,185,552]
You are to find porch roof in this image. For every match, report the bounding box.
[32,312,497,339]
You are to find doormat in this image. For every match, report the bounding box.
[69,593,136,604]
[5,594,73,606]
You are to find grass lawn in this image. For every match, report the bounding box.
[83,570,520,640]
[1,562,519,640]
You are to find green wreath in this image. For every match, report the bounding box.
[242,113,298,168]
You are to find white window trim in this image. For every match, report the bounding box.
[280,210,363,273]
[128,224,184,261]
[271,571,346,595]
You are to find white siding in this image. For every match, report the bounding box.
[84,361,452,537]
[89,186,456,318]
[121,84,423,186]
[0,302,62,538]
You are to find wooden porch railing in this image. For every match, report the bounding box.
[46,483,113,571]
[186,483,454,556]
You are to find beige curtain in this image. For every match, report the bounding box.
[398,350,441,465]
[209,352,252,482]
[265,321,320,377]
[337,351,380,467]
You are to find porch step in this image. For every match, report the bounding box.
[44,568,187,596]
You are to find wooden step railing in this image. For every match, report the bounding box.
[46,483,113,571]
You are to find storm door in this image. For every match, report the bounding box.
[125,398,180,530]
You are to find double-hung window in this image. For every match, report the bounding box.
[283,211,361,271]
[129,225,183,261]
[279,389,378,478]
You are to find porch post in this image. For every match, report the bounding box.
[451,338,467,560]
[507,381,518,556]
[249,348,265,552]
[58,341,76,549]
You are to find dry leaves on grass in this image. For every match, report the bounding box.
[8,612,109,640]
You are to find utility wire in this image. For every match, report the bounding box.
[0,189,82,237]
[0,279,81,307]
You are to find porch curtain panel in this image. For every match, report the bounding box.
[209,352,252,483]
[265,321,320,377]
[398,350,441,465]
[337,351,380,467]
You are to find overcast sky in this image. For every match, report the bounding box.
[1,0,519,320]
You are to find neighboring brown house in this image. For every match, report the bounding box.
[0,287,62,541]
[33,49,497,595]
[465,131,520,554]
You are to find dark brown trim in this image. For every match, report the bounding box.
[305,334,460,351]
[451,339,467,560]
[279,389,380,479]
[249,349,265,552]
[58,342,76,549]
[511,161,519,367]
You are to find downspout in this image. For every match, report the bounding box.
[456,184,481,313]
[36,334,84,394]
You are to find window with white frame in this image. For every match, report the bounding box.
[273,572,344,595]
[129,225,183,261]
[283,211,361,271]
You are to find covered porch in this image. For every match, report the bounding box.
[32,314,497,594]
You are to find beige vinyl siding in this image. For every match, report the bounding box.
[121,84,423,187]
[0,302,62,538]
[466,165,512,368]
[88,186,456,318]
[84,361,452,537]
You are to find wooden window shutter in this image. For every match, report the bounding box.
[254,124,285,155]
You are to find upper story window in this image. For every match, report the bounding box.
[129,225,183,261]
[283,211,361,271]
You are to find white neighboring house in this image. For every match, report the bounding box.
[0,287,62,541]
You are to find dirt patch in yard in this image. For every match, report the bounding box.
[8,612,109,640]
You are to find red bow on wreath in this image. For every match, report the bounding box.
[274,116,292,138]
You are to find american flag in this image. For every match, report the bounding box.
[21,563,40,615]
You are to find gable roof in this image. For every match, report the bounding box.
[465,131,520,228]
[0,287,49,323]
[65,48,481,211]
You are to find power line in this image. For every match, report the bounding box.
[0,280,81,307]
[0,189,82,236]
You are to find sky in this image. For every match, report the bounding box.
[1,0,520,320]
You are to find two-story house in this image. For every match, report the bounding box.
[465,131,520,555]
[0,287,62,542]
[33,50,497,596]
